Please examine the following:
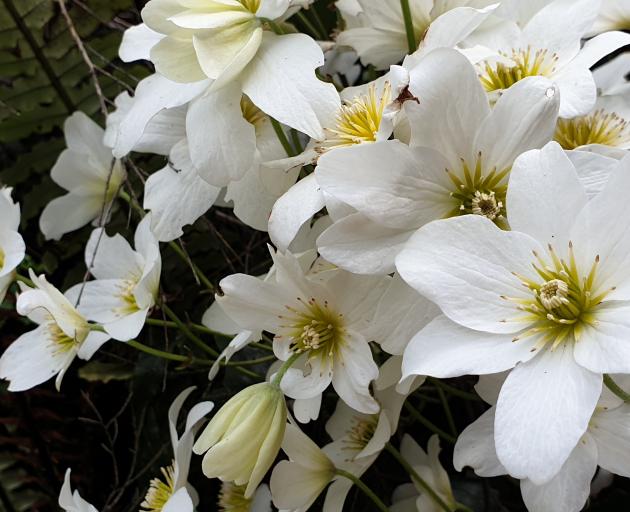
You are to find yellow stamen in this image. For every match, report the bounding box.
[480,47,558,92]
[140,464,176,512]
[555,109,630,149]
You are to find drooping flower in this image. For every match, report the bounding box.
[140,387,214,512]
[69,215,161,341]
[216,249,389,413]
[269,423,336,511]
[40,112,126,240]
[460,0,630,117]
[0,188,25,303]
[193,382,287,498]
[398,142,630,484]
[454,373,630,512]
[314,48,559,274]
[59,469,98,512]
[0,270,110,391]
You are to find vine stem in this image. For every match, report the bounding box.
[161,303,219,358]
[403,402,456,444]
[335,469,390,512]
[604,374,630,402]
[270,118,297,157]
[385,443,453,512]
[126,339,211,364]
[400,0,417,53]
[271,352,301,387]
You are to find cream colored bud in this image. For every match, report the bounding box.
[193,382,287,498]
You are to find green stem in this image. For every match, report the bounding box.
[271,352,301,387]
[161,303,219,357]
[335,469,390,512]
[296,10,324,39]
[263,18,285,35]
[604,374,630,402]
[436,385,458,437]
[271,118,297,157]
[403,402,456,444]
[400,0,416,53]
[385,443,453,512]
[126,339,211,364]
[309,7,328,40]
[15,273,34,288]
[428,377,482,401]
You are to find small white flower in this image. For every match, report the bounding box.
[0,187,25,303]
[70,215,161,342]
[59,469,98,512]
[140,387,214,512]
[454,374,630,512]
[0,270,110,391]
[398,142,630,484]
[217,249,389,413]
[40,112,126,240]
[314,48,559,274]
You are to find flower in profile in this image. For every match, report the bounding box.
[0,187,25,303]
[69,215,161,341]
[193,382,287,498]
[40,112,126,240]
[398,143,630,484]
[270,423,336,511]
[59,469,98,512]
[0,270,110,391]
[141,387,214,512]
[455,373,630,512]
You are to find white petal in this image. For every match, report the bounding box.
[507,142,587,247]
[119,23,164,62]
[590,404,630,478]
[575,301,630,374]
[151,34,209,83]
[317,213,413,275]
[85,227,142,280]
[570,31,630,72]
[241,32,340,140]
[77,330,110,360]
[256,0,290,19]
[162,487,194,512]
[0,229,25,277]
[454,407,506,477]
[63,111,111,163]
[407,48,489,169]
[187,87,257,186]
[401,315,538,380]
[553,64,597,118]
[270,460,331,510]
[40,193,103,241]
[474,77,559,173]
[268,173,325,251]
[567,150,618,198]
[520,434,597,512]
[396,215,542,333]
[495,345,601,484]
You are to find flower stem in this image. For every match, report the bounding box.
[436,385,458,437]
[271,117,297,157]
[295,11,325,39]
[427,377,482,401]
[335,469,390,512]
[400,0,416,53]
[403,401,456,444]
[15,272,34,288]
[126,339,211,364]
[271,352,301,387]
[161,303,219,357]
[604,374,630,402]
[385,443,453,512]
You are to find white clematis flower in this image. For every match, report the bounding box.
[270,422,337,511]
[554,52,630,155]
[390,435,457,512]
[59,469,98,512]
[336,0,498,70]
[40,112,126,240]
[315,48,559,274]
[140,387,214,512]
[217,249,389,413]
[398,142,630,484]
[0,270,110,391]
[460,0,630,117]
[454,374,630,512]
[0,188,25,303]
[69,215,161,342]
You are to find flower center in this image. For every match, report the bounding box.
[504,243,615,351]
[343,415,378,452]
[323,82,391,149]
[48,322,80,355]
[554,109,630,149]
[479,47,558,92]
[238,0,260,14]
[141,464,176,512]
[218,482,252,512]
[279,297,345,360]
[445,154,509,225]
[119,279,140,314]
[240,96,266,127]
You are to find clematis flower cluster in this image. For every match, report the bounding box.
[1,0,630,510]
